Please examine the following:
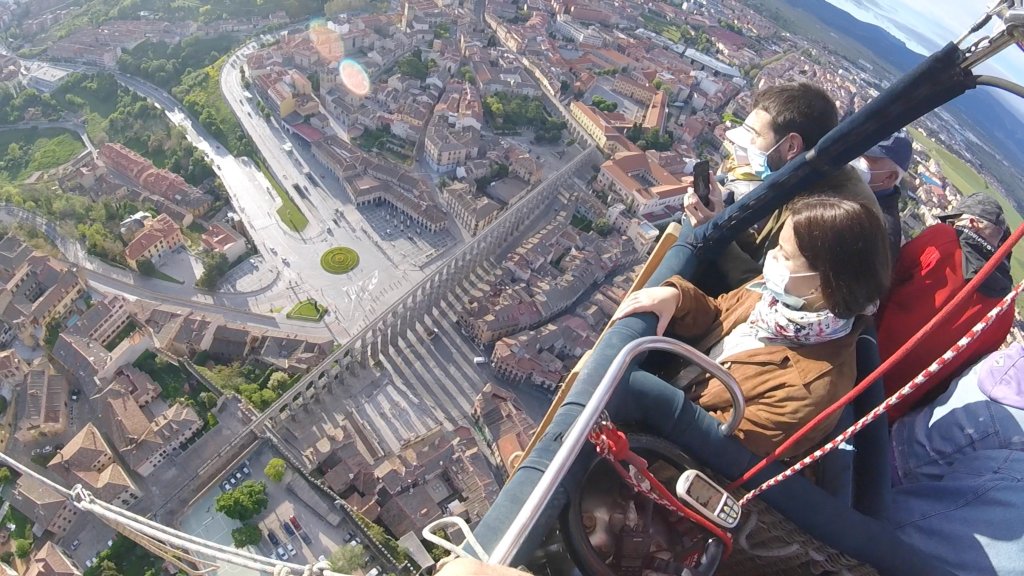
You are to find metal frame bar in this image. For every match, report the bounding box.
[488,336,746,565]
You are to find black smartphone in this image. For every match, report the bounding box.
[693,160,711,208]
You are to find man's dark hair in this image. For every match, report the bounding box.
[752,83,839,149]
[790,194,891,318]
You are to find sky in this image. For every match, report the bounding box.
[824,0,1024,117]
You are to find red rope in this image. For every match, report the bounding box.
[590,423,735,558]
[726,221,1024,492]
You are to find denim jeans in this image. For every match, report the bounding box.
[891,357,1024,485]
[889,351,1024,576]
[888,449,1024,576]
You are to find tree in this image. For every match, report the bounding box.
[264,458,287,482]
[267,371,291,392]
[196,252,230,289]
[330,545,365,573]
[198,391,218,409]
[593,218,613,237]
[98,560,121,576]
[231,523,262,548]
[559,79,570,94]
[14,539,32,558]
[215,480,268,521]
[0,466,11,485]
[136,257,157,276]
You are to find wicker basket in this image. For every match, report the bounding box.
[715,495,878,576]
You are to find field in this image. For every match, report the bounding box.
[287,299,328,321]
[258,159,308,232]
[0,128,85,181]
[908,127,1024,283]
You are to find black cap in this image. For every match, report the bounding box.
[938,193,1009,239]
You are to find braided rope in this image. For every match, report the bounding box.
[738,279,1024,506]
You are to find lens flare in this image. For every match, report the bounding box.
[340,58,371,97]
[307,18,344,62]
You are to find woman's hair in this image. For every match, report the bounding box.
[789,193,891,319]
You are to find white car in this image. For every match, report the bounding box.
[285,543,297,557]
[276,546,288,560]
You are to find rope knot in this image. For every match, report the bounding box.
[69,484,94,506]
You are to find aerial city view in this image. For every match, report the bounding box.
[0,0,1022,574]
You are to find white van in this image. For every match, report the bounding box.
[473,357,487,365]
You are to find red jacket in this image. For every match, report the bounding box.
[877,224,1014,421]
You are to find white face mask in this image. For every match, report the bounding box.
[851,157,894,191]
[748,137,786,179]
[762,249,819,310]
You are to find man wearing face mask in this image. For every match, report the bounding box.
[852,130,913,265]
[690,83,882,292]
[877,193,1016,422]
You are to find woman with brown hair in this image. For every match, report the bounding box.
[611,194,891,458]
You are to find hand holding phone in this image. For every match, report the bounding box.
[693,160,711,208]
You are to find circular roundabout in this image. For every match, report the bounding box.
[320,247,360,274]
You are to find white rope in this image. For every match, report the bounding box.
[422,516,490,561]
[0,450,348,576]
[0,450,74,498]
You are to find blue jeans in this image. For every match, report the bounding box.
[889,355,1024,576]
[891,359,1024,485]
[888,449,1024,576]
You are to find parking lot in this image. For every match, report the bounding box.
[178,442,367,574]
[156,246,203,286]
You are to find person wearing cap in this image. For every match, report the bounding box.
[888,344,1024,575]
[876,193,1016,421]
[852,130,913,265]
[684,82,882,292]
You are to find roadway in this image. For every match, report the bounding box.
[21,58,449,340]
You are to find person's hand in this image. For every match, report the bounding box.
[435,557,532,575]
[683,175,724,227]
[611,286,682,335]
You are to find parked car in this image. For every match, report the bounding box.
[69,539,80,551]
[299,531,312,545]
[343,531,355,543]
[70,389,80,402]
[233,470,243,481]
[285,542,297,557]
[267,531,281,547]
[288,515,303,533]
[228,475,238,485]
[220,481,232,492]
[241,463,251,475]
[275,546,288,560]
[282,522,296,537]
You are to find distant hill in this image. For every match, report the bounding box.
[780,0,1024,189]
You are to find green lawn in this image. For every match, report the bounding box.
[320,247,360,274]
[908,127,1024,282]
[570,214,594,233]
[0,128,86,181]
[83,535,162,576]
[139,266,184,285]
[258,160,308,232]
[102,320,139,352]
[287,299,327,321]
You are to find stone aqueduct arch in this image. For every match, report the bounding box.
[272,147,602,422]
